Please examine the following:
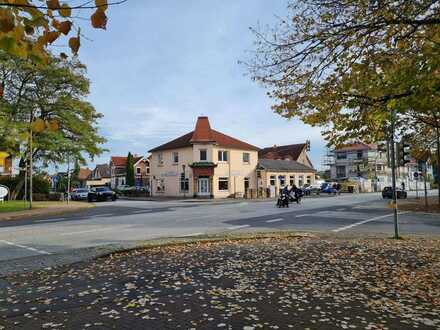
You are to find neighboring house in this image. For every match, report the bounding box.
[257,159,316,197]
[110,155,150,189]
[149,116,259,198]
[0,152,13,177]
[86,164,111,188]
[77,168,92,188]
[325,142,432,191]
[258,143,314,168]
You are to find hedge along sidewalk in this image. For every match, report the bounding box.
[0,201,94,222]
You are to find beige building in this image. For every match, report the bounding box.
[257,159,316,197]
[149,117,259,198]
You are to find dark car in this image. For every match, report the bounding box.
[88,186,117,202]
[382,186,407,199]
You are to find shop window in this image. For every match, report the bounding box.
[298,175,304,187]
[289,175,295,186]
[279,175,286,186]
[307,176,311,184]
[244,177,250,191]
[180,179,189,192]
[200,149,207,161]
[270,175,276,186]
[218,177,229,191]
[218,150,228,162]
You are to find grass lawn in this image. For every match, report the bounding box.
[0,200,29,213]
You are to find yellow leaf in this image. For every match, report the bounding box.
[31,119,46,133]
[44,30,60,44]
[46,119,60,132]
[95,0,108,11]
[91,8,107,29]
[68,36,80,54]
[46,0,60,10]
[57,20,72,35]
[59,3,71,18]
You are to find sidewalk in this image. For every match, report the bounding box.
[1,234,439,329]
[0,201,94,222]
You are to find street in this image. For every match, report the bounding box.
[0,192,439,269]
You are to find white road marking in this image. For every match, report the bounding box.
[295,214,310,218]
[266,218,284,223]
[93,213,114,218]
[332,212,410,232]
[36,218,67,223]
[178,233,204,237]
[0,239,51,255]
[132,210,151,214]
[61,227,113,236]
[227,225,250,230]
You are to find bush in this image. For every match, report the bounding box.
[33,193,49,201]
[0,175,50,199]
[48,192,62,201]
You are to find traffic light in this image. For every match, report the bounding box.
[377,141,390,167]
[398,140,411,166]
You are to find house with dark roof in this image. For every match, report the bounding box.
[149,116,259,198]
[258,143,314,168]
[86,164,111,187]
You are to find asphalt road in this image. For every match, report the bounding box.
[0,192,439,265]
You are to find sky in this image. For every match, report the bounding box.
[76,0,327,170]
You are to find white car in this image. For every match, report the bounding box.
[117,185,136,191]
[71,188,89,200]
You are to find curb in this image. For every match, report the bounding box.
[0,204,95,222]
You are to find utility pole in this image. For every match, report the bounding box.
[390,108,399,239]
[67,153,71,204]
[29,129,33,210]
[423,162,428,208]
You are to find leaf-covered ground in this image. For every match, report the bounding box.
[1,236,439,329]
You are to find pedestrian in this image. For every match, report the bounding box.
[336,183,342,195]
[401,182,405,191]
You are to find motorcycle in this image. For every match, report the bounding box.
[288,188,303,204]
[276,191,290,208]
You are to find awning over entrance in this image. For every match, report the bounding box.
[189,162,217,177]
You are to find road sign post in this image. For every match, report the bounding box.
[390,108,399,239]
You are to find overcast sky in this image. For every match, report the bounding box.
[77,0,327,170]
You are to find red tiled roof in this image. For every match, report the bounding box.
[78,168,92,181]
[335,143,375,152]
[111,156,143,167]
[149,117,260,152]
[259,144,306,161]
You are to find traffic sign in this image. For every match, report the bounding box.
[414,172,419,179]
[0,184,9,202]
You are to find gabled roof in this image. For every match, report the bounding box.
[111,155,143,168]
[78,168,92,181]
[259,143,306,161]
[335,143,376,152]
[258,159,316,172]
[93,164,111,179]
[149,117,260,152]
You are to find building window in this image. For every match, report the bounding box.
[173,152,179,164]
[243,152,250,164]
[218,177,229,191]
[147,167,150,174]
[218,150,228,162]
[270,175,276,186]
[336,152,347,160]
[136,167,141,175]
[357,151,363,159]
[336,166,346,178]
[200,149,207,161]
[289,175,295,186]
[298,175,304,187]
[279,175,286,186]
[307,176,311,184]
[158,153,163,165]
[180,179,189,192]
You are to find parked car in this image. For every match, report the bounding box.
[117,185,136,192]
[71,188,89,201]
[88,186,117,202]
[321,182,336,194]
[382,186,407,199]
[302,183,321,195]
